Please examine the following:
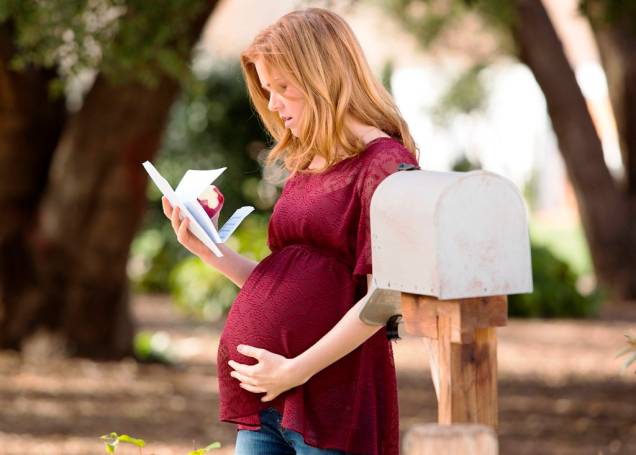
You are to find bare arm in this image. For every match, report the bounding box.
[162,196,258,288]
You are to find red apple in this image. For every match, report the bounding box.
[198,185,224,219]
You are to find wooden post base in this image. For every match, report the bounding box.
[403,424,498,455]
[401,294,507,430]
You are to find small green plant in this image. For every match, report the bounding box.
[188,442,222,455]
[617,333,636,373]
[100,432,221,454]
[100,433,145,454]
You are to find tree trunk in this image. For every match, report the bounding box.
[0,2,218,358]
[585,15,636,199]
[0,21,66,350]
[32,74,181,358]
[511,0,636,300]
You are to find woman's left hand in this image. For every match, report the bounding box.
[228,345,309,402]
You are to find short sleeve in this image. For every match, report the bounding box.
[353,141,419,278]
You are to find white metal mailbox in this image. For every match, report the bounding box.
[357,168,533,432]
[358,169,533,325]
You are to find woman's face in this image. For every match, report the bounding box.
[254,58,305,137]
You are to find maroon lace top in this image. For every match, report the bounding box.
[217,137,418,454]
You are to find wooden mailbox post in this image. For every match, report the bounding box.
[358,169,533,431]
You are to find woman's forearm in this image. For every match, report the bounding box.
[292,275,383,382]
[200,243,259,288]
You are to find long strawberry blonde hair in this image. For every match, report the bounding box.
[240,7,419,175]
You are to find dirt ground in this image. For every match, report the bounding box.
[0,294,635,455]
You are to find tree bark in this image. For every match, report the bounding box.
[0,2,218,358]
[32,74,181,358]
[0,21,66,349]
[585,14,636,199]
[511,0,636,299]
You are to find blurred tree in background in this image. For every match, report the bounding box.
[0,0,219,359]
[383,0,636,303]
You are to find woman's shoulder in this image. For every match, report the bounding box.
[359,136,418,169]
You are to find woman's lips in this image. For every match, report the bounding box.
[283,116,293,126]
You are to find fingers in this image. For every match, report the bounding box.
[228,359,257,375]
[169,204,191,245]
[240,383,267,394]
[177,217,190,243]
[237,345,263,360]
[170,205,181,232]
[161,196,172,218]
[230,370,258,386]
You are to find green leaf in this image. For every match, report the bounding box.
[100,432,145,452]
[188,441,222,454]
[118,434,146,447]
[100,433,119,453]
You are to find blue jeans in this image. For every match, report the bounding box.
[235,407,347,454]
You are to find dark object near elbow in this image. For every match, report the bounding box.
[386,314,402,341]
[397,163,420,172]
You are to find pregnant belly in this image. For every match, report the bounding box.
[219,244,357,364]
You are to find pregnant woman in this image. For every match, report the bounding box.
[162,8,419,454]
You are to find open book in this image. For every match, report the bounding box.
[142,161,254,257]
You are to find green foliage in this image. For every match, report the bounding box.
[432,64,488,127]
[450,154,481,172]
[381,0,515,51]
[100,432,220,454]
[0,0,206,88]
[129,227,187,293]
[381,59,395,95]
[508,244,604,318]
[383,0,466,47]
[529,218,592,277]
[188,442,222,455]
[580,0,636,31]
[461,0,517,33]
[134,330,175,364]
[101,432,145,453]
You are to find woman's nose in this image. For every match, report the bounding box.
[268,92,282,112]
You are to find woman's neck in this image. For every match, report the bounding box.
[306,124,390,170]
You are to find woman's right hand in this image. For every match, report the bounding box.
[162,196,220,259]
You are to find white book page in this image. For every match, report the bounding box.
[183,199,223,244]
[175,168,227,198]
[142,161,223,257]
[175,167,229,243]
[219,206,255,242]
